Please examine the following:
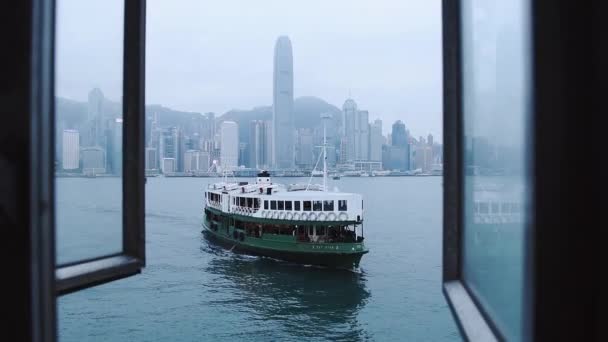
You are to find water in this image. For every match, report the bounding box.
[58,176,460,341]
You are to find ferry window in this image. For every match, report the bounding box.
[278,200,284,210]
[247,198,253,208]
[285,201,292,210]
[270,201,277,210]
[264,200,268,210]
[254,198,260,209]
[313,200,322,211]
[303,201,311,211]
[338,200,348,211]
[323,200,334,211]
[295,201,301,211]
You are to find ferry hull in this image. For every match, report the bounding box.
[202,223,367,269]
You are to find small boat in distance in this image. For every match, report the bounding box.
[332,174,341,180]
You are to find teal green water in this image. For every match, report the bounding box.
[58,177,460,341]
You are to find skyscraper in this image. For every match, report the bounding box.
[145,147,157,171]
[295,128,314,169]
[249,120,272,170]
[62,129,80,170]
[272,36,294,169]
[391,120,408,147]
[342,98,370,162]
[370,119,383,162]
[220,121,238,170]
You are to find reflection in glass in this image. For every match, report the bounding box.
[55,0,124,265]
[461,0,531,340]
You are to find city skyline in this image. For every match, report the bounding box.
[56,0,442,140]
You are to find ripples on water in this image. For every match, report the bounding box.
[58,177,460,341]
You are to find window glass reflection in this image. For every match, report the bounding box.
[461,0,531,340]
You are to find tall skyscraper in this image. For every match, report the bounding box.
[370,119,383,162]
[391,120,408,147]
[342,98,370,162]
[160,127,179,170]
[295,128,314,168]
[272,36,294,169]
[342,99,357,161]
[62,129,80,170]
[249,120,272,169]
[145,147,157,171]
[220,121,238,170]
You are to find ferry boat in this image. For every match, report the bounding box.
[202,115,368,268]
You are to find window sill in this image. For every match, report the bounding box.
[56,255,143,296]
[443,280,498,342]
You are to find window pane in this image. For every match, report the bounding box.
[55,0,124,265]
[294,201,300,211]
[278,200,284,210]
[323,200,334,211]
[285,201,292,210]
[264,200,268,209]
[312,200,322,211]
[461,0,531,340]
[270,200,277,210]
[303,201,311,211]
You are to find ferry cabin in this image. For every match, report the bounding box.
[204,186,364,245]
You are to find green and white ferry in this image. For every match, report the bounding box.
[202,116,368,268]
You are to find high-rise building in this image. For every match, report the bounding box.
[161,158,176,174]
[295,128,314,169]
[272,36,294,169]
[249,120,272,170]
[391,120,408,147]
[62,129,80,170]
[160,127,179,168]
[220,121,238,170]
[81,147,105,174]
[145,147,157,171]
[183,150,210,173]
[342,99,370,162]
[82,88,105,148]
[342,99,357,161]
[370,119,383,162]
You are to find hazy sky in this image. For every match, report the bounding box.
[56,0,443,139]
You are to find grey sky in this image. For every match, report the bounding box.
[56,0,443,139]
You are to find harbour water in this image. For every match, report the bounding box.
[58,176,460,341]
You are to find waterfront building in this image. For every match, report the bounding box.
[370,119,383,162]
[161,157,176,174]
[62,129,80,170]
[145,147,158,172]
[80,146,105,174]
[249,120,272,170]
[220,121,238,169]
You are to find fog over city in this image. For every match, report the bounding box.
[56,0,442,139]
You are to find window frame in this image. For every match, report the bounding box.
[54,0,146,296]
